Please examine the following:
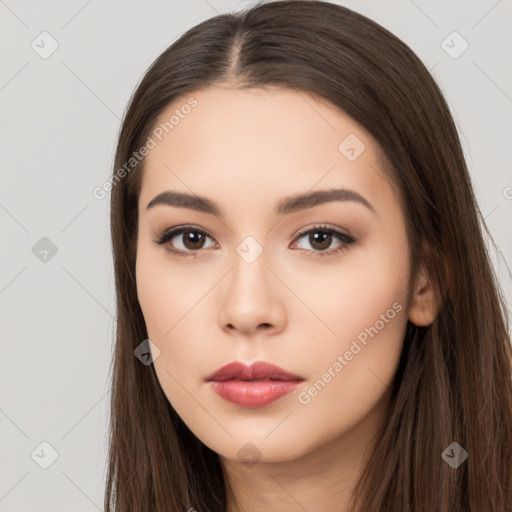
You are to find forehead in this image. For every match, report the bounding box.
[138,85,393,216]
[145,84,370,161]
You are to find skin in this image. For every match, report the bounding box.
[135,85,437,512]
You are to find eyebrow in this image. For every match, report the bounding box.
[145,188,376,217]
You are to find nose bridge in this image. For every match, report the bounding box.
[217,236,285,334]
[230,237,274,303]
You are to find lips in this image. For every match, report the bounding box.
[205,361,304,382]
[206,361,304,408]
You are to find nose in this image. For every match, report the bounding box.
[217,255,286,338]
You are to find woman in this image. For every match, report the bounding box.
[105,1,512,510]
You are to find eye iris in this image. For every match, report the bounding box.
[310,230,332,250]
[183,231,205,250]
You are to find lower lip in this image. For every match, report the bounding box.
[209,380,302,408]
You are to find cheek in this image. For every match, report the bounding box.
[288,234,410,347]
[135,243,198,339]
[279,268,408,458]
[289,235,410,408]
[135,250,198,411]
[135,245,212,385]
[135,255,170,339]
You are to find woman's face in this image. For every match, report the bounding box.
[135,85,412,463]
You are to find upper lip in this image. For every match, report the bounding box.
[205,361,304,382]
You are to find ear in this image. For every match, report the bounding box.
[408,264,439,326]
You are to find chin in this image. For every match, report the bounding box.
[208,433,317,466]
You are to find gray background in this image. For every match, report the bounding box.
[1,0,511,510]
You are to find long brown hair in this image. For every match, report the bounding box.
[105,1,512,510]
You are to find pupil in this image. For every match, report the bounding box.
[311,231,331,250]
[185,231,204,249]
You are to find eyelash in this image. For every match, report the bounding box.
[153,224,356,259]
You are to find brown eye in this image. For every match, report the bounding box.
[181,230,207,250]
[307,230,333,251]
[154,226,216,257]
[292,225,356,257]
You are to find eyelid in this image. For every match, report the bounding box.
[293,222,354,240]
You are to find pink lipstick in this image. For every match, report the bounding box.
[206,361,304,408]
